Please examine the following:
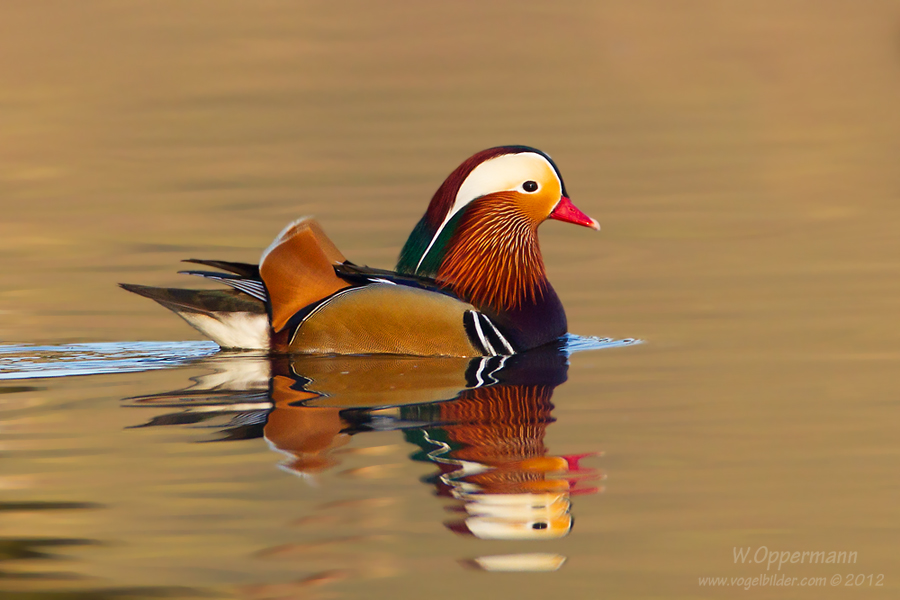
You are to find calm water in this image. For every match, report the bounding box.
[2,2,899,599]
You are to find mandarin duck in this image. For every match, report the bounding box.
[122,146,599,356]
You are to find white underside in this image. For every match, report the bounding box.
[187,356,272,390]
[179,311,270,350]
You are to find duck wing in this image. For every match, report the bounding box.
[181,259,260,279]
[333,262,450,295]
[262,221,515,356]
[177,269,268,302]
[284,283,514,357]
[259,217,351,333]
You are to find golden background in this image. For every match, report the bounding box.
[1,2,898,598]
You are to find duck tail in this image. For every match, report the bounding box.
[119,283,269,350]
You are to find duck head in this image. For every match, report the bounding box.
[397,146,599,312]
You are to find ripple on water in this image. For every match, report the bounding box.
[562,333,641,355]
[0,336,640,381]
[0,341,220,380]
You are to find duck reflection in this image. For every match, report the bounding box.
[125,344,602,571]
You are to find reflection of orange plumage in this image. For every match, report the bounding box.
[436,386,599,478]
[458,451,601,495]
[424,381,600,539]
[441,384,554,462]
[440,384,592,492]
[459,477,575,495]
[264,375,350,475]
[508,453,597,473]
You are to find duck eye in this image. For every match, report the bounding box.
[522,180,539,193]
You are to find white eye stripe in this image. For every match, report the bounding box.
[415,152,560,273]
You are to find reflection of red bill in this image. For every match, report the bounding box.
[568,481,603,496]
[560,452,601,473]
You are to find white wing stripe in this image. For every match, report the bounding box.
[184,270,269,302]
[473,358,488,387]
[480,315,515,355]
[471,313,497,356]
[223,279,268,302]
[415,152,560,273]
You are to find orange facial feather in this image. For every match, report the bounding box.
[435,193,548,312]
